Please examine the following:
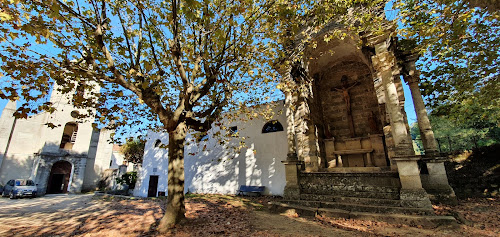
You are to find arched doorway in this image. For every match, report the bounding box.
[47,161,72,194]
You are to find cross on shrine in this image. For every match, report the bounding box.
[331,75,359,137]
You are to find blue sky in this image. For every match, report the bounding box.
[0,82,418,125]
[0,0,418,128]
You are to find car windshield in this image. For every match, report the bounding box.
[15,180,34,186]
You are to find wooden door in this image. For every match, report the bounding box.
[147,175,159,197]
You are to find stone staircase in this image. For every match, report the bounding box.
[271,171,456,227]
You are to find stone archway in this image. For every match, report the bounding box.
[47,160,72,194]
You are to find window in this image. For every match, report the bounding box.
[70,110,80,118]
[14,180,34,186]
[262,120,284,133]
[60,122,78,149]
[229,126,238,137]
[75,83,85,98]
[154,139,162,148]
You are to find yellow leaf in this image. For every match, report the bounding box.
[0,12,12,21]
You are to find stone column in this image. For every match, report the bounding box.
[285,90,297,157]
[371,38,431,209]
[402,57,457,205]
[295,88,319,172]
[371,40,412,149]
[403,58,439,156]
[282,89,303,200]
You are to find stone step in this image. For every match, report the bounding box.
[300,184,401,195]
[302,185,401,193]
[301,189,400,200]
[300,194,402,207]
[282,200,434,215]
[269,202,457,228]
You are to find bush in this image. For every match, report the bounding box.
[116,172,137,190]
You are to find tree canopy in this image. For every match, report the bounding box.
[0,0,281,231]
[394,0,499,123]
[121,138,145,164]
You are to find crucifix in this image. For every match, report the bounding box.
[331,75,359,137]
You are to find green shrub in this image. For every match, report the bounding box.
[116,171,137,190]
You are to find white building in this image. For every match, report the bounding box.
[0,84,129,195]
[134,102,288,197]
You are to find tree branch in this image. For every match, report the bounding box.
[117,9,135,67]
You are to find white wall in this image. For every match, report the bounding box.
[134,102,288,197]
[0,82,115,191]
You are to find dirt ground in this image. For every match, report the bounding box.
[0,194,498,236]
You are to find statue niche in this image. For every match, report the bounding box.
[315,62,387,171]
[331,75,359,137]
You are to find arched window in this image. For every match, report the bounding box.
[262,120,284,133]
[154,139,162,148]
[60,122,78,150]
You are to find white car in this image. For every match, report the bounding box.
[2,179,38,199]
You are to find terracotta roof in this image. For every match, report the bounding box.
[112,144,122,152]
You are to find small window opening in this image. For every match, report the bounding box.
[75,83,85,98]
[70,110,80,118]
[60,122,78,150]
[229,126,238,137]
[109,160,113,168]
[262,120,284,133]
[154,139,162,148]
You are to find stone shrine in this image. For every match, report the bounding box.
[280,25,457,212]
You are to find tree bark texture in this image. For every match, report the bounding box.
[158,122,187,233]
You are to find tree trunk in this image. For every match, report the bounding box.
[158,122,187,233]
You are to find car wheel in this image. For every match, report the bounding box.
[9,191,16,199]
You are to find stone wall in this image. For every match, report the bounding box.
[33,153,87,195]
[299,172,401,199]
[318,61,383,139]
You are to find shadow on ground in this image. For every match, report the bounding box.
[1,194,498,236]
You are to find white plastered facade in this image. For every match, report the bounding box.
[134,102,288,197]
[0,83,126,194]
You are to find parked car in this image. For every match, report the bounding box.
[1,179,37,199]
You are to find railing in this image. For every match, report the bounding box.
[412,135,498,154]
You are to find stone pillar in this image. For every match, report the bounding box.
[394,157,432,208]
[424,158,458,205]
[371,40,412,148]
[282,159,303,200]
[285,90,298,157]
[371,38,431,209]
[402,58,439,156]
[282,89,303,200]
[402,57,457,205]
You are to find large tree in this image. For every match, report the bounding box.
[393,0,499,123]
[121,138,145,164]
[0,0,280,231]
[0,2,388,231]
